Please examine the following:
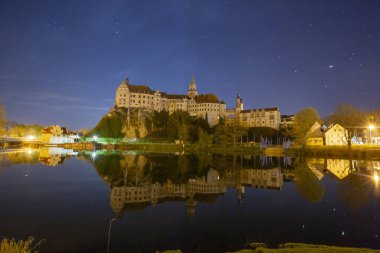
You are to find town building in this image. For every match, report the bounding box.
[40,125,79,145]
[306,122,324,146]
[225,94,281,130]
[280,115,295,129]
[306,122,349,146]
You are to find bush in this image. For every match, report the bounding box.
[0,237,44,253]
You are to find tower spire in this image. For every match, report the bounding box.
[188,74,198,98]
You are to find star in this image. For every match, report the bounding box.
[329,65,334,69]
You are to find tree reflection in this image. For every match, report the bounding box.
[337,162,375,210]
[293,157,326,203]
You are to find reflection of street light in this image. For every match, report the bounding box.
[107,218,116,253]
[369,125,375,145]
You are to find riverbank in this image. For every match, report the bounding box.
[116,143,380,159]
[9,141,380,160]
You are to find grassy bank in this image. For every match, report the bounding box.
[229,243,380,253]
[40,141,380,160]
[157,243,380,253]
[287,145,380,159]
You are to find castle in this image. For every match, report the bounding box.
[115,77,281,129]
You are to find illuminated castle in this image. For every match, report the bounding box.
[115,77,280,128]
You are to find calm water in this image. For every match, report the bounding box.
[0,147,379,253]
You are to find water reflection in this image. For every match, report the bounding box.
[0,147,379,212]
[75,151,380,217]
[0,148,380,251]
[39,147,77,166]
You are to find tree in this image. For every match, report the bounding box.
[8,124,44,137]
[0,103,8,136]
[292,107,321,147]
[325,104,365,148]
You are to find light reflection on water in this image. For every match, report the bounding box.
[0,147,379,252]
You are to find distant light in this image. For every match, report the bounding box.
[369,125,375,130]
[91,152,96,158]
[374,174,379,183]
[329,65,334,69]
[93,135,98,141]
[27,149,32,155]
[27,135,35,140]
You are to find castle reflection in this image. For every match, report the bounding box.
[0,148,379,215]
[80,152,379,217]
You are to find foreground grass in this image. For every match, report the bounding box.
[0,237,44,253]
[157,243,380,253]
[229,243,380,253]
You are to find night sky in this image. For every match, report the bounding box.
[0,0,379,130]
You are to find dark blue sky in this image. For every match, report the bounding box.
[0,0,379,130]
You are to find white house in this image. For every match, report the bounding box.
[324,124,348,145]
[40,125,78,144]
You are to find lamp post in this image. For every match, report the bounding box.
[107,218,116,253]
[369,125,375,145]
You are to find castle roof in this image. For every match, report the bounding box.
[239,107,279,113]
[194,94,220,104]
[127,84,154,94]
[162,94,188,99]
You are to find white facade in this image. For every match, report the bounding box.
[325,124,348,145]
[40,125,77,144]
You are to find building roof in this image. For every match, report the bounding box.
[127,84,154,94]
[325,123,346,134]
[194,94,220,103]
[164,94,188,99]
[239,107,279,113]
[307,122,324,138]
[281,114,295,119]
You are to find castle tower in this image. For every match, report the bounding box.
[187,75,198,99]
[236,94,243,111]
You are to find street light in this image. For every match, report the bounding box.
[369,125,375,145]
[107,218,116,253]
